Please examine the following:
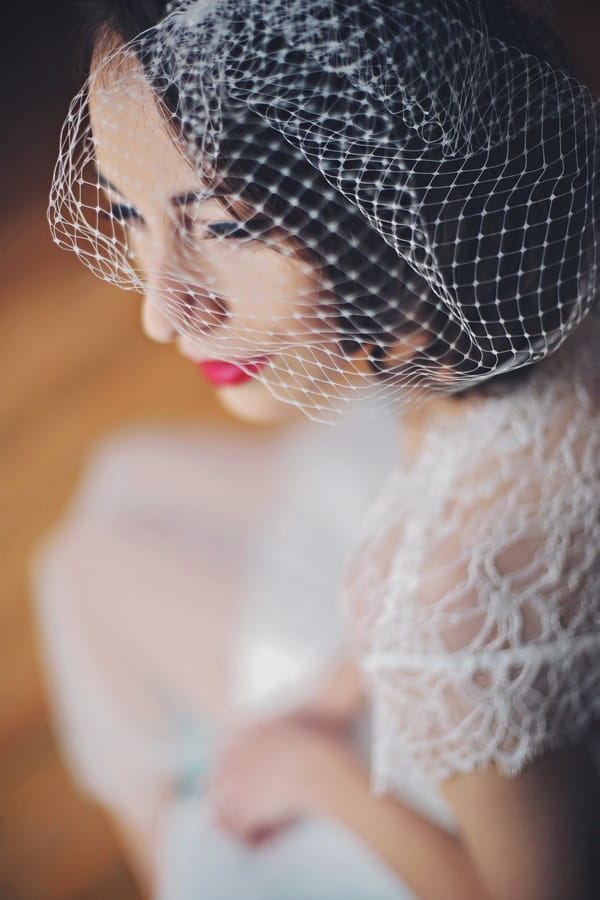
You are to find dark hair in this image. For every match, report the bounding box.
[77,0,593,393]
[76,0,168,65]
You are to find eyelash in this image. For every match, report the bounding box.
[100,203,144,224]
[100,203,272,253]
[204,221,253,240]
[101,205,256,241]
[203,217,274,242]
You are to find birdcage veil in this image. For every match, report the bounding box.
[49,0,600,421]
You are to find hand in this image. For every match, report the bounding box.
[208,715,358,845]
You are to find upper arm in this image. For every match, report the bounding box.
[344,368,600,898]
[442,745,600,900]
[346,366,600,778]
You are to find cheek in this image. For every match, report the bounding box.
[129,228,328,338]
[198,243,322,320]
[216,380,298,424]
[125,229,158,280]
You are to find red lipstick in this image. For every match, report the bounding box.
[197,357,271,386]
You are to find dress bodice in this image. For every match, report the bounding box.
[344,316,600,808]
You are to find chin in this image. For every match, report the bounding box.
[217,380,298,425]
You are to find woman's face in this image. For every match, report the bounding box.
[87,48,377,423]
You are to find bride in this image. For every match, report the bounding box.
[36,2,600,897]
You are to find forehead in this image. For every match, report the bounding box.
[88,47,196,199]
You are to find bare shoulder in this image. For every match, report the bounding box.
[441,744,600,900]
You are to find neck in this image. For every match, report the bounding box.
[400,390,472,464]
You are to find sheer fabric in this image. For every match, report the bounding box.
[345,317,600,790]
[49,0,600,419]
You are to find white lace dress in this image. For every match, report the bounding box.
[345,315,600,826]
[33,318,600,897]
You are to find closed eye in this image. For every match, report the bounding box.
[204,217,275,241]
[100,203,144,224]
[205,221,253,239]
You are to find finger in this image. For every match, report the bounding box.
[247,824,288,847]
[207,781,240,820]
[212,800,245,835]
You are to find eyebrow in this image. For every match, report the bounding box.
[169,187,233,206]
[95,168,123,196]
[93,165,233,207]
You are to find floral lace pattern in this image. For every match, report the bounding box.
[344,317,600,788]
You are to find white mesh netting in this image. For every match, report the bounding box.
[49,0,600,420]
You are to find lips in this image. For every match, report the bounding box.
[196,357,272,386]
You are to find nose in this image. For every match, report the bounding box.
[141,296,177,343]
[141,261,230,344]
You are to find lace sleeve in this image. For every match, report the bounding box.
[345,338,600,788]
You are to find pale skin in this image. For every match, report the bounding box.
[87,38,600,900]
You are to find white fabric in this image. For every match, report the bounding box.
[231,412,397,715]
[33,411,413,899]
[344,316,600,791]
[32,321,600,892]
[156,796,417,900]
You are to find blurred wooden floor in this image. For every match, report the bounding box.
[0,197,234,900]
[0,13,231,899]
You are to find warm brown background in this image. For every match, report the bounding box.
[1,4,231,899]
[1,3,599,900]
